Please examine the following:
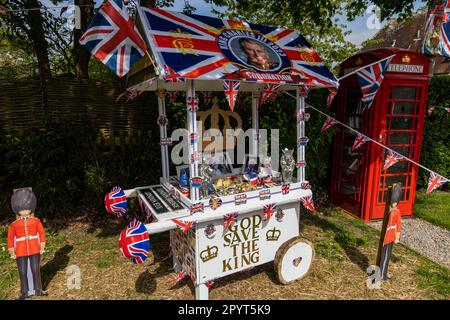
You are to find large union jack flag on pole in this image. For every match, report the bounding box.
[79,0,147,77]
[136,7,338,87]
[356,55,394,110]
[422,0,450,58]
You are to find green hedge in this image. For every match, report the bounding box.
[0,77,448,217]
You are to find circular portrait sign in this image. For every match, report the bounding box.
[217,30,291,73]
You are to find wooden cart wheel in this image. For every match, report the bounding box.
[274,236,315,285]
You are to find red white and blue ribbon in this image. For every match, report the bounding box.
[223,80,240,111]
[427,172,449,193]
[352,134,370,151]
[224,213,238,231]
[383,150,404,171]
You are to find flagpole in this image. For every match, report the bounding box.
[337,54,396,81]
[281,90,450,181]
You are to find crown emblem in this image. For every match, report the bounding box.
[402,54,411,64]
[200,245,218,262]
[355,57,363,65]
[266,227,281,241]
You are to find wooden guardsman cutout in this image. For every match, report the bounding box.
[376,183,403,281]
[7,188,47,299]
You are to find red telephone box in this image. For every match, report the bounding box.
[330,48,431,221]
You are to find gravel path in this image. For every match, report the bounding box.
[369,218,450,269]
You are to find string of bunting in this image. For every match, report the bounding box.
[283,90,450,193]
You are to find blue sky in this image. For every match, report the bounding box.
[44,0,427,46]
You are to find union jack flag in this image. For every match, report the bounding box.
[118,219,150,264]
[263,203,277,221]
[190,202,204,214]
[202,91,213,106]
[422,0,450,58]
[167,91,178,103]
[301,195,316,213]
[205,279,215,289]
[259,83,281,106]
[427,172,449,193]
[104,186,128,217]
[352,134,370,152]
[356,55,394,110]
[163,64,185,82]
[172,218,196,233]
[383,150,404,171]
[187,95,199,112]
[223,80,240,111]
[327,89,337,108]
[320,117,339,132]
[137,7,338,87]
[79,0,147,77]
[224,213,238,231]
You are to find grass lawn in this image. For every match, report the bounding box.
[414,191,450,230]
[1,208,449,300]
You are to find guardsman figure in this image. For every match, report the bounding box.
[377,183,403,281]
[7,188,47,300]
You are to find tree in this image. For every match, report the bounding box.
[73,0,94,78]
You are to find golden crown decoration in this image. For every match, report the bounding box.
[402,54,411,64]
[200,245,218,262]
[266,227,281,241]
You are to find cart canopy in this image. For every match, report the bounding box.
[128,7,338,91]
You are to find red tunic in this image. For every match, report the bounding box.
[7,217,46,257]
[383,208,402,246]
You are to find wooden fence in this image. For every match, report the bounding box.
[0,77,156,142]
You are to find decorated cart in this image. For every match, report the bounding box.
[107,7,339,300]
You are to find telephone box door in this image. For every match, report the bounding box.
[365,79,428,220]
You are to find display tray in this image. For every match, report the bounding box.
[136,185,189,221]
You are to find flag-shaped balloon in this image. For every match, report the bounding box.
[383,150,403,171]
[79,0,147,77]
[118,219,150,264]
[427,172,449,193]
[321,117,339,132]
[352,134,370,151]
[259,83,281,106]
[223,80,240,111]
[104,186,128,218]
[356,55,394,110]
[301,195,316,213]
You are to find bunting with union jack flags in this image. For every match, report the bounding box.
[136,7,338,87]
[223,80,240,111]
[356,55,394,110]
[352,134,370,152]
[320,117,339,133]
[383,150,404,171]
[79,0,147,77]
[427,172,449,193]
